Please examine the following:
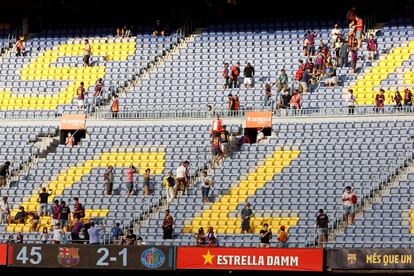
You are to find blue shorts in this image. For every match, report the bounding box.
[59,219,68,227]
[318,228,328,236]
[306,45,315,55]
[355,31,362,39]
[344,205,355,215]
[201,187,210,198]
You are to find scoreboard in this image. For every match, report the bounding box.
[7,244,174,270]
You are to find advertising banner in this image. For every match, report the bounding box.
[176,247,323,271]
[7,244,174,270]
[245,111,272,128]
[60,114,86,130]
[329,249,414,270]
[0,244,7,265]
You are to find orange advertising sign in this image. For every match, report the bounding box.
[60,114,86,130]
[245,111,272,128]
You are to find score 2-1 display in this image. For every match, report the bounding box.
[8,244,174,270]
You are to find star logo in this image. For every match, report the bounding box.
[247,116,251,121]
[202,250,215,265]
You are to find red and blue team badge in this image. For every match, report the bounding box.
[57,247,80,267]
[141,247,165,269]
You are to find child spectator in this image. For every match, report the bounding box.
[347,89,356,115]
[348,20,356,48]
[222,63,230,89]
[16,232,23,243]
[40,227,49,244]
[290,90,301,110]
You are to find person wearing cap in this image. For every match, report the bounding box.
[259,224,272,248]
[104,165,114,195]
[0,161,11,187]
[342,186,357,225]
[277,225,289,248]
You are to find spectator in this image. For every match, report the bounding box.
[162,209,173,239]
[222,63,230,89]
[276,69,288,93]
[259,224,272,248]
[263,83,274,108]
[340,39,349,68]
[334,37,342,60]
[65,132,75,147]
[111,94,120,118]
[330,24,342,47]
[194,227,206,246]
[220,125,230,158]
[392,91,403,110]
[366,34,378,60]
[234,95,240,112]
[404,88,412,108]
[256,127,265,144]
[201,171,214,203]
[325,63,337,87]
[211,133,223,167]
[73,197,85,221]
[207,105,215,118]
[290,90,301,110]
[277,225,288,248]
[51,200,61,226]
[375,89,386,113]
[103,166,114,195]
[243,63,255,88]
[211,114,223,135]
[305,58,315,72]
[76,82,86,110]
[125,229,137,245]
[117,25,132,37]
[316,209,329,248]
[79,220,91,244]
[59,201,71,231]
[355,15,364,49]
[342,186,357,225]
[52,223,64,244]
[28,211,40,232]
[93,78,104,106]
[183,160,190,195]
[112,223,122,244]
[16,36,25,56]
[0,161,10,187]
[163,171,176,203]
[240,203,253,234]
[300,68,310,93]
[152,20,165,36]
[229,62,241,88]
[174,162,186,198]
[348,20,356,48]
[38,187,52,216]
[7,234,15,243]
[126,165,137,197]
[347,89,356,115]
[228,94,236,112]
[71,218,84,244]
[206,226,218,246]
[40,227,49,244]
[13,206,27,224]
[350,47,358,74]
[0,196,10,224]
[143,168,151,196]
[137,237,146,246]
[88,222,104,244]
[16,232,23,243]
[304,31,318,56]
[83,39,91,66]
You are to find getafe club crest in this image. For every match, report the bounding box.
[57,247,80,267]
[347,253,357,265]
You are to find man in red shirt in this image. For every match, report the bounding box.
[229,62,240,88]
[211,114,223,135]
[126,165,137,197]
[228,94,236,113]
[375,89,385,113]
[355,15,364,49]
[77,82,86,110]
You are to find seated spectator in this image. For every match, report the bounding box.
[40,227,49,244]
[391,91,403,110]
[256,128,265,144]
[137,236,146,246]
[207,105,215,118]
[13,206,27,224]
[206,226,218,246]
[330,24,342,47]
[276,69,288,93]
[290,90,301,110]
[7,234,15,243]
[194,227,206,246]
[28,211,40,232]
[325,63,337,86]
[71,218,84,244]
[65,132,75,147]
[152,20,165,36]
[16,232,23,243]
[278,89,291,110]
[125,229,137,245]
[277,225,288,248]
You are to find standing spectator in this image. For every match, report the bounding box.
[342,186,357,225]
[0,161,10,187]
[201,171,214,203]
[73,197,85,221]
[375,89,386,113]
[125,229,137,245]
[104,166,114,195]
[334,37,342,60]
[234,95,240,112]
[207,105,215,118]
[59,201,71,231]
[276,69,288,93]
[304,31,318,56]
[28,211,40,232]
[174,162,186,198]
[355,15,364,49]
[71,218,84,244]
[211,114,223,135]
[256,127,265,144]
[77,82,86,110]
[111,223,122,244]
[340,39,349,68]
[65,132,75,146]
[350,47,358,74]
[229,62,241,88]
[240,203,253,234]
[243,63,255,88]
[52,223,64,244]
[219,125,230,158]
[163,171,176,203]
[228,94,236,112]
[259,224,272,248]
[366,34,378,60]
[93,78,104,106]
[38,188,52,216]
[111,95,120,118]
[12,206,27,224]
[278,90,291,112]
[299,69,310,93]
[83,39,91,66]
[392,91,403,110]
[263,83,274,108]
[162,209,173,239]
[211,133,223,167]
[126,165,137,197]
[305,58,315,72]
[290,90,301,110]
[16,36,25,56]
[143,168,151,196]
[0,196,10,224]
[183,160,190,196]
[152,20,165,36]
[40,227,49,244]
[88,222,104,244]
[51,200,61,226]
[222,63,230,89]
[404,88,412,108]
[330,24,342,47]
[316,209,330,248]
[194,227,207,246]
[277,225,289,248]
[347,89,357,115]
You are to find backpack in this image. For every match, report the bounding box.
[351,194,357,204]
